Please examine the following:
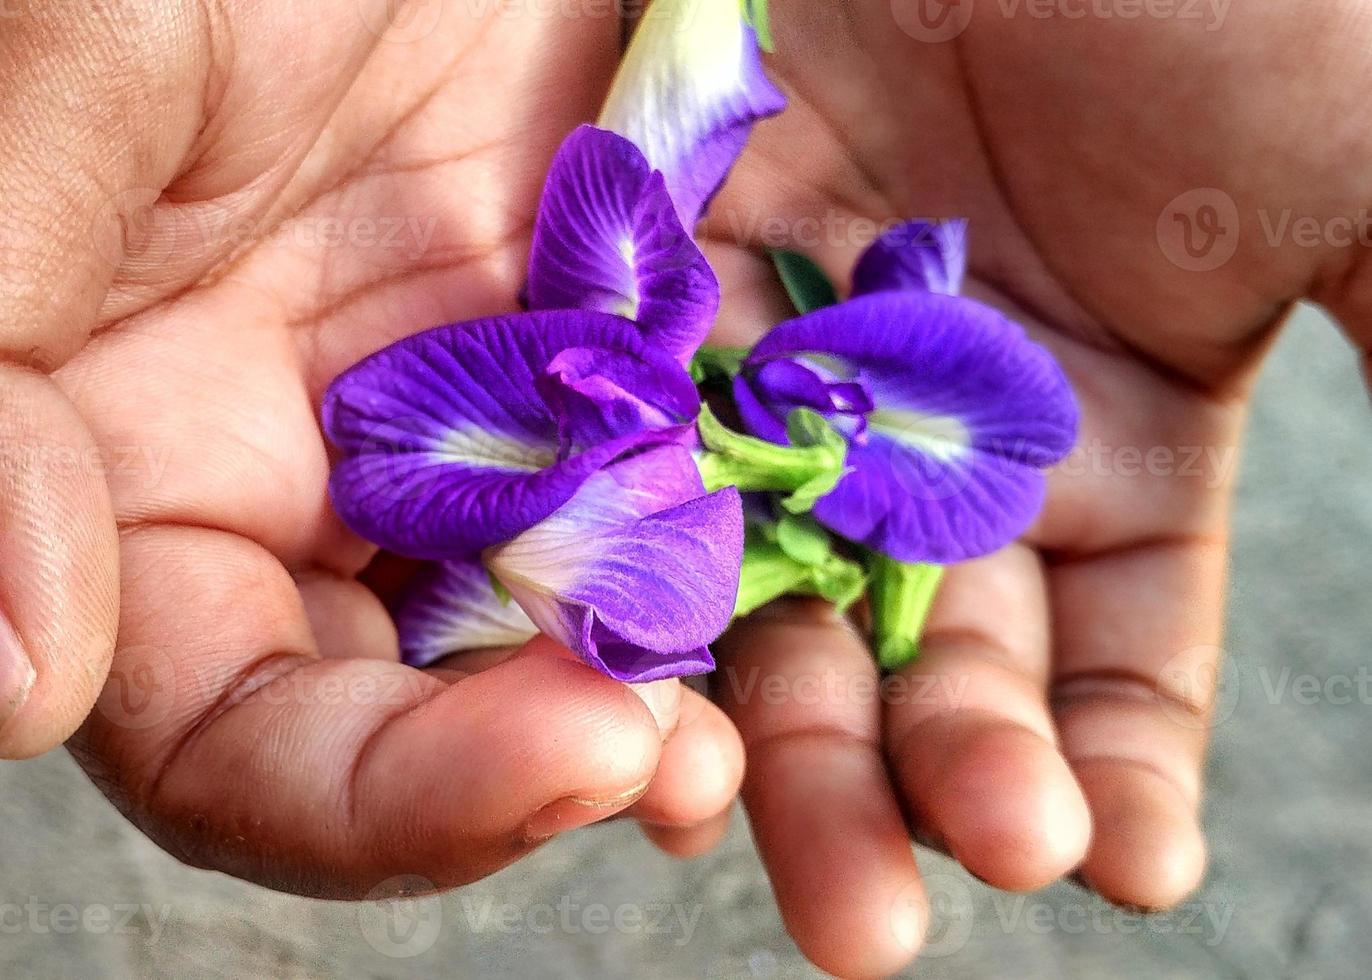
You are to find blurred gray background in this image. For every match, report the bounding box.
[3,304,1370,979]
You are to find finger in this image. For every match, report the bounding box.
[639,809,733,859]
[296,569,400,661]
[716,601,926,979]
[75,524,666,896]
[1019,323,1238,910]
[631,689,744,849]
[1048,537,1224,909]
[883,545,1091,891]
[431,642,741,847]
[0,368,118,757]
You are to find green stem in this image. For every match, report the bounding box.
[696,405,847,513]
[733,542,814,618]
[868,555,945,671]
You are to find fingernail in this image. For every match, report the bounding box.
[522,783,650,843]
[628,679,682,741]
[0,613,35,732]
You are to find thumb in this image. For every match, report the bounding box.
[0,6,206,756]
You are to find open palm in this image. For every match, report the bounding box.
[1,2,743,895]
[698,1,1372,974]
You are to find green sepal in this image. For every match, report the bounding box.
[486,568,513,606]
[867,554,945,671]
[771,249,839,315]
[696,405,847,513]
[741,0,774,52]
[775,513,830,566]
[689,345,749,385]
[733,537,813,618]
[809,554,868,612]
[733,522,867,619]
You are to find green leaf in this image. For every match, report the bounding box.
[775,514,831,567]
[867,554,945,671]
[741,0,774,53]
[771,250,839,315]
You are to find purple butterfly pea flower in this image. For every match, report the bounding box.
[734,220,1079,564]
[323,309,701,559]
[597,0,787,229]
[323,308,744,682]
[325,0,783,678]
[852,218,968,297]
[395,558,538,669]
[393,446,741,683]
[526,125,721,364]
[486,445,740,681]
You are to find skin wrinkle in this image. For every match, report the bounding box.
[1069,753,1199,812]
[141,650,317,811]
[919,624,1045,686]
[290,221,533,340]
[1043,529,1229,567]
[950,33,1118,354]
[743,724,880,760]
[1052,669,1210,734]
[277,15,505,230]
[342,676,450,829]
[1,3,209,355]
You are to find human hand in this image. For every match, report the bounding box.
[701,2,1372,974]
[4,1,742,892]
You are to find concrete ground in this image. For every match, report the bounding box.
[2,304,1371,979]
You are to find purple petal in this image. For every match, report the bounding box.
[395,560,537,668]
[322,310,686,558]
[852,219,968,297]
[740,291,1078,562]
[527,126,719,362]
[811,436,1048,564]
[538,344,700,454]
[734,356,874,444]
[486,446,742,682]
[597,0,786,227]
